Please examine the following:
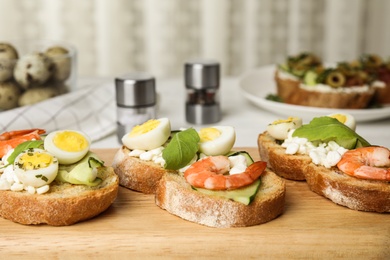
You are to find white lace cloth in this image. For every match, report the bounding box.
[0,82,116,142]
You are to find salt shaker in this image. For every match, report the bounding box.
[115,72,156,142]
[185,59,221,124]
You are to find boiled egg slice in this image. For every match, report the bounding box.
[44,130,91,165]
[267,117,302,140]
[198,126,236,156]
[122,118,171,150]
[14,148,58,188]
[327,113,356,131]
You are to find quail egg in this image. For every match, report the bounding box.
[327,113,356,131]
[122,118,171,151]
[45,46,71,82]
[14,52,54,89]
[14,148,58,188]
[198,126,236,156]
[267,117,303,140]
[44,130,91,165]
[0,42,18,82]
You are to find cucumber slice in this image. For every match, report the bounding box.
[304,70,318,86]
[56,152,103,186]
[226,151,254,165]
[193,179,261,205]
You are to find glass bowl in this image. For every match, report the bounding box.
[0,40,77,111]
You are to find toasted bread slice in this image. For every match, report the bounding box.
[258,132,390,213]
[275,70,375,109]
[304,162,390,213]
[155,170,286,228]
[112,146,173,194]
[0,166,119,226]
[374,83,390,104]
[274,70,300,102]
[258,132,308,180]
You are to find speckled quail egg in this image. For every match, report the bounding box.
[198,126,236,156]
[0,81,22,110]
[0,42,18,82]
[14,52,54,89]
[45,46,72,82]
[327,113,356,131]
[267,117,303,140]
[14,148,59,188]
[44,130,91,165]
[122,118,171,151]
[18,85,60,106]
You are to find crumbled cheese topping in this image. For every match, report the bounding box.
[300,83,370,93]
[282,129,348,168]
[128,146,166,167]
[0,163,50,194]
[277,69,299,81]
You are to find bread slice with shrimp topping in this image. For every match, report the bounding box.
[155,163,286,228]
[0,129,119,226]
[258,115,390,213]
[0,166,119,226]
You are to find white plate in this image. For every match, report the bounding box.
[239,65,390,122]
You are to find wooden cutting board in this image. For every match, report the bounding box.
[1,148,388,259]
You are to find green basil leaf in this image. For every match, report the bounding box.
[292,117,370,149]
[162,128,200,170]
[7,140,44,164]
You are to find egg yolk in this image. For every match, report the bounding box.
[129,119,160,137]
[272,117,296,125]
[199,127,221,142]
[53,131,88,152]
[329,114,347,124]
[17,151,53,170]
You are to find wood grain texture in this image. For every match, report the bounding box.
[1,148,389,259]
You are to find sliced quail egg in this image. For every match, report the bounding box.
[44,130,91,165]
[14,148,58,188]
[198,126,236,156]
[327,113,356,131]
[122,118,171,150]
[267,117,303,140]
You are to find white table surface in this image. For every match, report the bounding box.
[90,77,390,149]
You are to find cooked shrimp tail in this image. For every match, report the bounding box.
[0,129,45,158]
[337,146,390,181]
[184,155,267,190]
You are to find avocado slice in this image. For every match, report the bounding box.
[193,179,261,205]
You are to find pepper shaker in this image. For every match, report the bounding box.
[185,59,221,124]
[115,72,157,142]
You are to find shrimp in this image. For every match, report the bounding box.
[337,146,390,181]
[184,155,267,190]
[0,129,46,158]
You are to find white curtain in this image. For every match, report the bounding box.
[0,0,389,78]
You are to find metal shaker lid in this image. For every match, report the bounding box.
[185,59,219,89]
[115,72,156,107]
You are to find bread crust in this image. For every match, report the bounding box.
[112,146,172,194]
[0,167,119,226]
[258,132,307,180]
[258,131,390,213]
[155,170,286,228]
[275,70,375,109]
[374,84,390,104]
[274,70,300,101]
